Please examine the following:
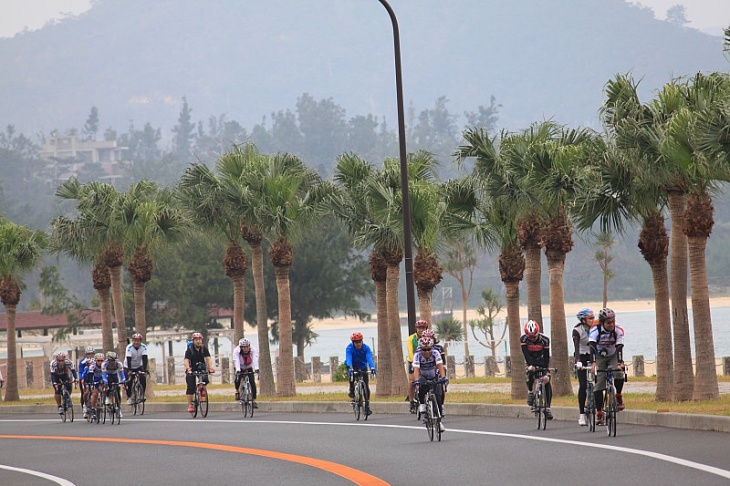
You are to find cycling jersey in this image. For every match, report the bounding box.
[407,333,419,362]
[233,345,259,372]
[589,323,625,358]
[86,362,105,384]
[125,342,148,370]
[102,359,126,383]
[572,322,592,357]
[345,342,375,371]
[520,333,550,368]
[78,356,94,381]
[50,359,77,382]
[413,349,443,380]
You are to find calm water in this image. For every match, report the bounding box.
[148,306,730,364]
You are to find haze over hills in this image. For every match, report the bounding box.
[0,0,727,142]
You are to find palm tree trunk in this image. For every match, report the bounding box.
[688,236,720,400]
[375,278,391,396]
[386,264,408,397]
[98,287,114,352]
[417,288,432,325]
[650,261,674,401]
[251,241,274,396]
[133,280,147,339]
[504,281,524,399]
[232,275,245,344]
[668,191,693,400]
[545,250,573,396]
[524,247,543,323]
[3,303,19,401]
[274,266,295,396]
[108,264,127,355]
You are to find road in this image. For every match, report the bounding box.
[1,409,729,485]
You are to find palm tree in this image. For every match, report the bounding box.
[257,152,324,397]
[56,179,129,355]
[432,317,463,355]
[50,215,115,352]
[440,237,477,358]
[124,182,188,341]
[0,218,46,401]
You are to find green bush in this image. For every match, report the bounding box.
[333,363,350,382]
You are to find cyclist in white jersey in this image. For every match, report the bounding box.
[233,338,259,408]
[589,307,626,426]
[573,308,594,426]
[124,333,148,404]
[413,336,447,433]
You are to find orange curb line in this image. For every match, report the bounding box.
[0,435,388,486]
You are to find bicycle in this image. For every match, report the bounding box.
[54,382,75,423]
[350,370,372,421]
[530,367,557,431]
[82,382,94,423]
[597,367,621,437]
[584,368,596,432]
[415,377,445,442]
[237,370,257,418]
[127,371,146,416]
[190,370,210,418]
[103,381,122,425]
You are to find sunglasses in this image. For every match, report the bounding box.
[421,348,432,352]
[353,340,363,344]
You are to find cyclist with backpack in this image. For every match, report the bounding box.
[413,336,447,432]
[573,308,594,426]
[589,308,626,426]
[184,332,215,413]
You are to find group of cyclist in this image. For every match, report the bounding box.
[50,333,150,420]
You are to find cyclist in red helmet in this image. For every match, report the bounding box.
[406,319,430,412]
[184,332,215,413]
[124,332,148,405]
[345,331,376,416]
[521,319,553,420]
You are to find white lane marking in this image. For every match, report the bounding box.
[2,418,729,480]
[0,464,76,485]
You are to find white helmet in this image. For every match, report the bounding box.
[239,338,251,347]
[85,346,95,354]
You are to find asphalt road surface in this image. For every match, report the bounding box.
[1,410,729,485]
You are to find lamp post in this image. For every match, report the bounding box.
[377,0,417,336]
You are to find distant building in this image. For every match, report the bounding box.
[39,135,127,164]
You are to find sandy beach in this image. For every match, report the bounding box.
[309,296,730,331]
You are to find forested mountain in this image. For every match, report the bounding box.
[0,0,726,141]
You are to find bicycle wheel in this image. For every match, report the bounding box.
[67,397,74,423]
[135,381,145,416]
[247,383,254,418]
[430,394,442,442]
[535,386,543,431]
[94,401,101,424]
[426,397,435,442]
[60,392,68,423]
[191,393,199,418]
[243,384,251,418]
[607,390,617,437]
[131,380,138,416]
[586,385,596,432]
[199,386,209,418]
[353,383,362,421]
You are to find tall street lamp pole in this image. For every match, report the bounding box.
[377,0,417,336]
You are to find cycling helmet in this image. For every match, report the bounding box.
[523,320,540,339]
[598,308,615,322]
[106,351,117,360]
[239,338,251,347]
[418,336,434,349]
[132,333,143,340]
[421,329,435,339]
[350,332,363,342]
[56,352,66,361]
[576,308,594,321]
[191,332,203,339]
[415,319,429,328]
[84,346,95,354]
[94,353,105,360]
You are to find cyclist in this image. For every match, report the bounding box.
[406,319,430,412]
[50,352,78,414]
[422,328,448,414]
[573,308,594,426]
[87,353,106,419]
[590,308,626,426]
[184,332,215,413]
[413,336,446,433]
[102,351,126,418]
[233,338,259,408]
[344,331,376,417]
[521,319,553,420]
[78,346,95,418]
[124,333,149,404]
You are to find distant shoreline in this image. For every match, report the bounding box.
[310,296,730,332]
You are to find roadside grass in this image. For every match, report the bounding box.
[5,376,729,416]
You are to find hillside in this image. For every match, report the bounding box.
[0,0,726,139]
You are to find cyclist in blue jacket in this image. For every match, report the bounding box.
[344,331,376,416]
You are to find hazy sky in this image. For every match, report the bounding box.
[1,0,728,38]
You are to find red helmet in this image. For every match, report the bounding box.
[192,332,203,339]
[415,319,429,329]
[524,320,540,339]
[132,333,143,340]
[350,332,363,342]
[418,336,434,349]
